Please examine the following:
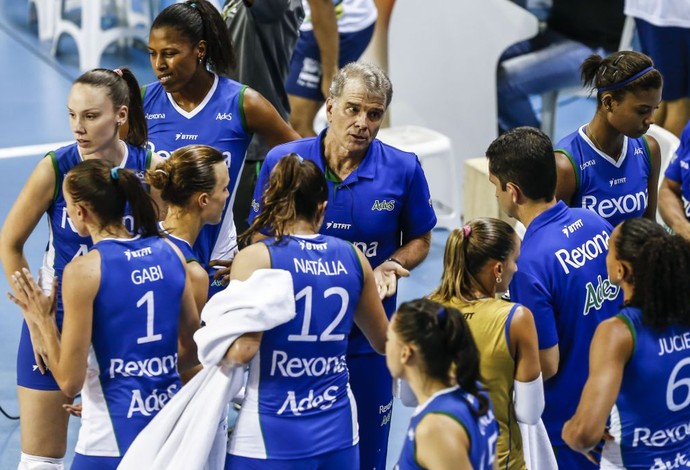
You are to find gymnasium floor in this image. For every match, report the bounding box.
[0,0,595,467]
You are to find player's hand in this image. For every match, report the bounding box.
[209,259,233,286]
[373,260,410,300]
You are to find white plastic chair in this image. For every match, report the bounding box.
[645,123,681,226]
[376,125,461,230]
[51,0,150,71]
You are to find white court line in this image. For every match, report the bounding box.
[0,141,73,160]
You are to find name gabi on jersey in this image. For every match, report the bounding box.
[372,199,396,211]
[555,230,610,274]
[124,247,152,261]
[581,190,648,220]
[277,386,339,416]
[583,275,619,315]
[127,384,178,418]
[561,219,583,238]
[297,239,327,251]
[293,258,348,276]
[131,265,164,285]
[270,350,347,378]
[109,354,177,378]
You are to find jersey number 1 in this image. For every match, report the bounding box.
[136,290,162,344]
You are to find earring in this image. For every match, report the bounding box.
[496,276,502,284]
[197,56,204,64]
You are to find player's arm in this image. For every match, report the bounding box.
[562,317,632,460]
[659,177,690,239]
[1,156,56,295]
[509,305,544,424]
[242,88,300,149]
[352,247,388,354]
[643,135,661,221]
[555,151,577,205]
[305,0,339,98]
[222,243,271,366]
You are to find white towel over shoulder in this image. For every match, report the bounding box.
[520,420,558,470]
[119,269,296,470]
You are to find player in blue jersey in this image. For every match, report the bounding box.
[147,144,229,311]
[555,51,663,227]
[144,0,300,298]
[563,218,690,469]
[8,160,199,470]
[224,154,388,468]
[486,126,622,470]
[386,298,499,470]
[0,68,163,470]
[659,120,690,239]
[249,62,437,470]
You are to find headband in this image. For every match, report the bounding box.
[598,66,655,93]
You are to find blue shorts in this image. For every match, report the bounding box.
[71,453,121,470]
[17,321,61,390]
[225,444,358,469]
[347,353,393,470]
[636,18,690,101]
[286,23,375,101]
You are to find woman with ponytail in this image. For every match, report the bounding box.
[386,298,499,470]
[0,67,163,469]
[429,218,543,470]
[147,144,229,310]
[8,159,200,470]
[225,153,388,469]
[564,219,690,468]
[555,50,663,227]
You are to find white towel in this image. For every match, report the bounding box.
[119,269,296,470]
[519,420,558,470]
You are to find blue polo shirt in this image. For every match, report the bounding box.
[509,201,621,444]
[249,130,437,354]
[664,121,690,221]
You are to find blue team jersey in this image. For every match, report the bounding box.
[249,131,437,354]
[143,74,251,294]
[42,142,152,322]
[602,307,690,469]
[228,234,364,459]
[158,223,199,265]
[509,201,622,444]
[76,236,185,459]
[664,121,690,221]
[556,126,652,226]
[395,386,498,470]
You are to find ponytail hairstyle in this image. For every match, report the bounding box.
[432,218,516,302]
[629,234,690,329]
[74,68,147,146]
[580,51,663,105]
[241,154,328,243]
[394,298,489,417]
[613,218,667,285]
[151,0,235,75]
[146,144,225,207]
[65,159,160,237]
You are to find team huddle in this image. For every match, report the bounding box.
[2,1,690,470]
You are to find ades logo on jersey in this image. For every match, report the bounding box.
[372,200,395,211]
[215,112,232,121]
